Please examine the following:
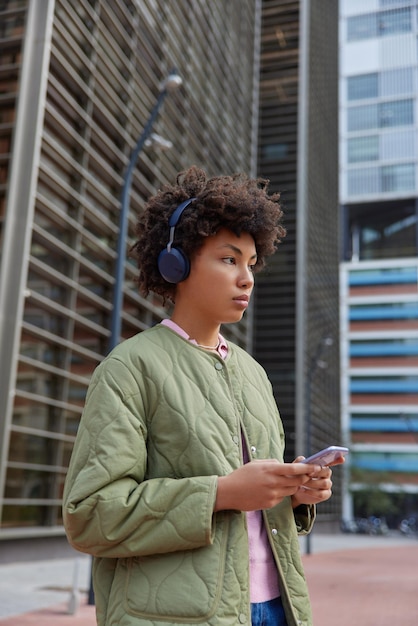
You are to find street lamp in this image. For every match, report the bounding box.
[144,133,174,151]
[305,336,333,463]
[305,335,333,555]
[87,71,182,607]
[109,69,182,353]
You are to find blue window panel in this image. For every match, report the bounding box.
[348,104,378,132]
[350,303,418,320]
[347,74,378,101]
[349,268,417,285]
[350,378,418,393]
[353,454,418,473]
[347,13,377,41]
[348,99,413,132]
[379,100,414,128]
[378,8,412,37]
[347,167,379,195]
[262,143,289,160]
[351,418,418,432]
[350,341,418,356]
[347,136,379,163]
[347,9,412,42]
[380,67,413,98]
[381,163,415,192]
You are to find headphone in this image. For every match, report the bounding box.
[157,198,196,283]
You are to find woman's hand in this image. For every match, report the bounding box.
[215,459,321,512]
[290,456,337,508]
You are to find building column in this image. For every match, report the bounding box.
[0,0,56,519]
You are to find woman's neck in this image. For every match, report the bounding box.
[169,313,220,348]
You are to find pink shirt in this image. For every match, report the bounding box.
[160,320,280,602]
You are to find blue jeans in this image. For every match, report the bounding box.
[251,596,288,626]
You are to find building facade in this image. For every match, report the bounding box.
[340,0,418,524]
[0,0,341,538]
[0,0,260,537]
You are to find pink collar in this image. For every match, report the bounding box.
[160,319,228,359]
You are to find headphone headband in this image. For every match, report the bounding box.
[168,198,196,227]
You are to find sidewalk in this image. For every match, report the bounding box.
[0,532,417,625]
[302,533,418,626]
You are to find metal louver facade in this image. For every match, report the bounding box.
[0,0,260,535]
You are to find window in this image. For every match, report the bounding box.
[380,0,414,7]
[347,13,377,41]
[348,74,378,101]
[380,67,413,97]
[350,302,418,321]
[381,163,415,192]
[351,412,418,433]
[347,136,379,163]
[350,339,418,357]
[261,143,289,160]
[349,266,418,286]
[348,104,378,131]
[352,452,418,472]
[377,8,411,35]
[348,167,379,195]
[348,204,418,259]
[380,130,414,160]
[379,99,413,127]
[348,164,415,195]
[348,99,413,131]
[348,68,413,102]
[347,8,411,41]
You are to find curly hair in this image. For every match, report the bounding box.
[131,165,285,302]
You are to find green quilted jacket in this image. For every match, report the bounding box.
[63,324,315,626]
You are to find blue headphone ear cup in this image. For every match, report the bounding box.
[158,247,190,283]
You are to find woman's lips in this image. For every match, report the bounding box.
[233,295,249,308]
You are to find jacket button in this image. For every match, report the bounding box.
[215,362,223,370]
[238,613,247,623]
[232,435,240,445]
[250,445,257,454]
[271,528,278,536]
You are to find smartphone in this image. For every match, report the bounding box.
[302,446,349,467]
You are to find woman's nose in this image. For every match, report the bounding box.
[238,267,254,288]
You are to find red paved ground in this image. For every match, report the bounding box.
[303,545,418,626]
[0,602,96,625]
[1,543,417,625]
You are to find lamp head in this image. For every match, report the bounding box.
[145,133,173,151]
[164,71,183,92]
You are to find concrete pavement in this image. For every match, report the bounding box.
[0,532,416,625]
[0,553,92,622]
[302,533,418,626]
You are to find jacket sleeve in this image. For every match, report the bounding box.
[293,504,316,535]
[63,357,218,559]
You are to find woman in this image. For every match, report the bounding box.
[63,166,340,626]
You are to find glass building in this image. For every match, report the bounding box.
[255,0,341,524]
[0,0,341,540]
[340,0,418,523]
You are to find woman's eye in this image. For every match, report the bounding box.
[223,257,235,265]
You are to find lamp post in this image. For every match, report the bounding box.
[305,335,333,555]
[87,71,182,607]
[108,69,182,353]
